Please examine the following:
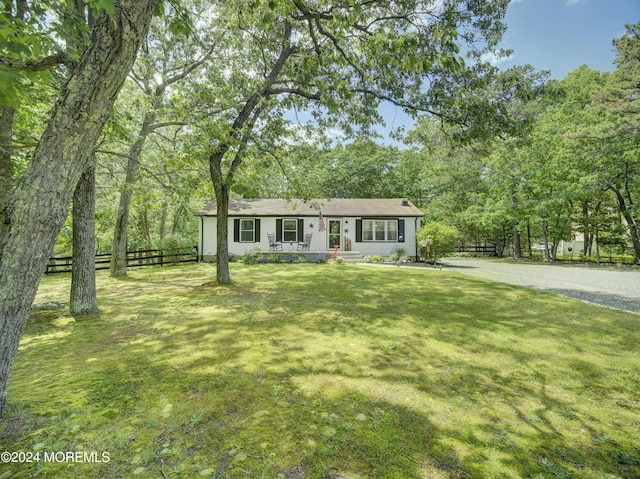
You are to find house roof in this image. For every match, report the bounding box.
[196,198,424,217]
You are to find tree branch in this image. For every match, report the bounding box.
[266,87,321,101]
[95,149,133,161]
[0,139,37,149]
[0,51,77,71]
[154,42,218,96]
[149,121,187,131]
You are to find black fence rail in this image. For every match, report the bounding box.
[456,244,497,255]
[45,246,198,274]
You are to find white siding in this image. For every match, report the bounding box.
[199,216,217,261]
[344,216,418,257]
[199,215,420,260]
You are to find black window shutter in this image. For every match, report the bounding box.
[355,219,362,242]
[254,219,261,243]
[398,219,405,243]
[276,219,282,242]
[233,219,240,242]
[297,219,304,242]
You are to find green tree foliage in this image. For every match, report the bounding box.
[595,21,640,141]
[105,2,214,277]
[188,0,510,283]
[0,0,159,413]
[406,65,550,257]
[0,0,91,211]
[417,221,459,265]
[407,22,640,264]
[589,22,640,262]
[250,139,407,199]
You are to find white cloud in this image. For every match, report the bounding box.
[481,50,514,66]
[565,0,587,5]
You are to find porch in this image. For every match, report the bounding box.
[240,250,364,264]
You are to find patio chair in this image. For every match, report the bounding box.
[267,233,282,251]
[297,233,312,251]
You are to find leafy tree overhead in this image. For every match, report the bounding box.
[312,140,404,199]
[0,0,159,413]
[0,0,92,211]
[407,65,551,258]
[405,20,640,265]
[107,3,215,277]
[594,21,640,141]
[192,0,510,283]
[591,22,640,263]
[255,139,406,199]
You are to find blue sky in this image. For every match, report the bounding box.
[377,0,640,141]
[496,0,640,79]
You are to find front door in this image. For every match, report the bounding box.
[328,219,341,249]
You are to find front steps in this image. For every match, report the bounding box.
[336,251,364,263]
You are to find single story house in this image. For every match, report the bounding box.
[196,198,424,261]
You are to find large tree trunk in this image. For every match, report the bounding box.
[0,107,14,252]
[609,183,640,264]
[139,206,152,250]
[0,0,158,413]
[581,200,592,257]
[159,199,168,241]
[540,220,551,261]
[511,194,522,259]
[70,154,98,315]
[109,108,158,277]
[171,201,185,236]
[0,107,14,210]
[214,184,231,284]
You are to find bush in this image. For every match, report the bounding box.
[240,247,263,264]
[418,222,459,264]
[389,248,406,261]
[159,234,194,252]
[159,234,195,264]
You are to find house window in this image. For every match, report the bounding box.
[234,218,260,243]
[282,219,298,242]
[240,219,255,242]
[362,221,374,241]
[362,219,399,242]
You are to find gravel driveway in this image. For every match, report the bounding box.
[433,257,640,314]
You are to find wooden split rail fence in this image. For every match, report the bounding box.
[45,246,198,274]
[456,244,497,255]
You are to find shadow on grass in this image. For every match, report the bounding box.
[4,263,640,478]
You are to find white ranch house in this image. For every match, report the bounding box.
[196,198,424,262]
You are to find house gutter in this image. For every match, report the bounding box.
[199,215,204,262]
[415,217,420,262]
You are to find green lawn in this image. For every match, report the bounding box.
[2,263,639,478]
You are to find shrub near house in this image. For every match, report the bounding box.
[418,222,459,264]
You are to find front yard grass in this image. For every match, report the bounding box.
[2,263,639,478]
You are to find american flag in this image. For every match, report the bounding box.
[318,211,326,232]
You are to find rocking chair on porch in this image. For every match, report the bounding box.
[297,233,312,251]
[267,233,282,251]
